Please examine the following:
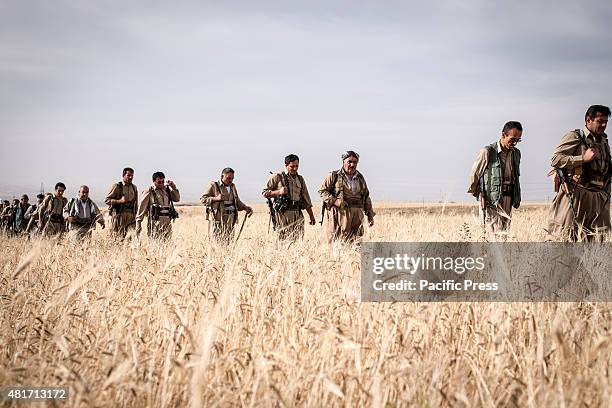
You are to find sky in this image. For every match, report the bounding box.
[1,0,611,204]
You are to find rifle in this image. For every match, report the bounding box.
[266,171,278,232]
[555,168,579,226]
[319,203,325,226]
[478,175,487,231]
[267,198,277,232]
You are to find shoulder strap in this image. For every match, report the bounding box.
[149,187,159,206]
[281,172,292,198]
[573,129,589,148]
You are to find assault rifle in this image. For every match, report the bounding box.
[266,172,279,232]
[478,175,486,231]
[555,168,578,226]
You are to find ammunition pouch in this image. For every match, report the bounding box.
[151,205,178,221]
[273,196,303,212]
[111,203,134,215]
[49,213,64,223]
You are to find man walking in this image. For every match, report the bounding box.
[105,167,138,239]
[135,172,180,240]
[65,185,105,240]
[468,121,523,239]
[38,182,68,237]
[201,167,252,243]
[547,105,611,241]
[263,154,316,241]
[318,151,375,242]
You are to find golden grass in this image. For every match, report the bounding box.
[0,204,610,407]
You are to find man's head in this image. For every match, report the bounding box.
[36,193,45,204]
[341,150,360,175]
[500,121,523,151]
[55,182,66,197]
[12,198,19,206]
[284,154,300,175]
[152,171,165,189]
[20,194,29,205]
[123,167,135,184]
[221,167,235,186]
[79,185,90,201]
[585,105,610,136]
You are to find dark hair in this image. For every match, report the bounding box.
[123,167,135,176]
[222,167,235,174]
[585,105,611,120]
[21,194,29,200]
[55,182,66,190]
[502,121,523,134]
[152,171,165,181]
[36,193,45,199]
[285,154,299,165]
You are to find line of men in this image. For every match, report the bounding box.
[1,152,376,244]
[468,104,611,242]
[202,152,375,243]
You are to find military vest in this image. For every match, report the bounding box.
[483,143,521,208]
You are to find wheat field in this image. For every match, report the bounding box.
[0,204,610,407]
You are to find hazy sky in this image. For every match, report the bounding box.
[1,0,611,203]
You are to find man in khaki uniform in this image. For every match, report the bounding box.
[105,167,138,239]
[38,182,69,237]
[135,171,180,240]
[319,151,375,242]
[24,193,45,235]
[1,200,14,235]
[468,121,523,239]
[64,185,105,240]
[263,154,316,241]
[201,167,253,243]
[547,105,611,241]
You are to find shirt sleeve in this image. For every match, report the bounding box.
[262,173,281,197]
[200,182,216,206]
[105,183,120,206]
[361,176,375,220]
[233,185,248,211]
[300,176,313,208]
[318,172,336,204]
[169,187,180,202]
[135,190,150,223]
[467,148,489,196]
[550,131,585,169]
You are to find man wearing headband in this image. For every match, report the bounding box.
[262,154,316,241]
[468,121,523,240]
[318,150,375,242]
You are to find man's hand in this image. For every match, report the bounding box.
[214,193,223,202]
[583,148,598,162]
[263,191,273,199]
[245,206,253,217]
[333,198,343,208]
[116,196,127,204]
[278,187,288,196]
[67,216,76,223]
[167,180,176,189]
[309,216,316,225]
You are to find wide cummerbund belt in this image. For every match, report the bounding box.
[344,198,364,207]
[49,213,65,223]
